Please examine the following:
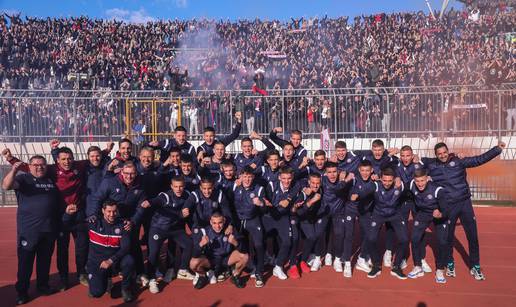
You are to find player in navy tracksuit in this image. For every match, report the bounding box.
[421,142,505,280]
[269,127,307,169]
[190,212,249,289]
[333,141,362,174]
[177,154,202,193]
[359,139,399,267]
[215,160,239,223]
[254,150,281,187]
[231,166,266,287]
[198,141,233,178]
[321,162,354,273]
[87,162,148,283]
[234,137,272,174]
[394,145,429,270]
[263,168,300,280]
[407,169,450,283]
[75,202,135,302]
[291,173,325,274]
[142,176,193,293]
[294,150,326,185]
[196,114,242,157]
[187,178,233,233]
[342,160,375,277]
[148,126,197,163]
[2,156,60,305]
[354,167,408,279]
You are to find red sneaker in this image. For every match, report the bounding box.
[299,261,311,274]
[287,266,301,279]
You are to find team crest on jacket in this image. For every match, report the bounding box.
[414,164,420,169]
[223,236,228,242]
[115,228,121,234]
[212,201,218,208]
[153,234,159,240]
[414,221,419,226]
[21,240,28,247]
[347,216,352,221]
[250,193,255,198]
[449,161,456,167]
[116,188,120,193]
[192,179,198,184]
[291,220,296,225]
[134,190,139,194]
[73,169,79,175]
[194,228,199,234]
[371,221,377,227]
[427,194,433,199]
[394,190,400,196]
[347,158,352,163]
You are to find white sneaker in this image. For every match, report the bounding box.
[207,270,217,284]
[355,256,372,273]
[421,259,432,273]
[311,256,322,272]
[273,265,288,280]
[192,273,199,285]
[137,274,150,287]
[408,266,424,279]
[383,250,392,268]
[324,253,333,266]
[149,279,159,294]
[307,253,316,266]
[177,269,195,280]
[400,259,408,270]
[343,261,352,278]
[333,257,343,273]
[435,269,447,283]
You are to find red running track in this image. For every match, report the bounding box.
[0,206,515,307]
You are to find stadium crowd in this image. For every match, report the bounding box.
[0,7,515,138]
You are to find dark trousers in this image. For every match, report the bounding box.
[16,232,56,295]
[411,213,448,269]
[288,218,299,265]
[367,212,409,268]
[57,222,89,279]
[237,217,265,274]
[263,215,291,266]
[299,216,329,261]
[147,227,192,279]
[447,199,480,267]
[87,255,134,297]
[385,201,414,256]
[129,227,145,275]
[343,206,371,262]
[330,213,346,259]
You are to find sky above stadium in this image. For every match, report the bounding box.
[0,0,463,22]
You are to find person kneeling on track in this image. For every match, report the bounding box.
[68,201,136,303]
[190,212,249,289]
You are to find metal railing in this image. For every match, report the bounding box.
[0,85,515,205]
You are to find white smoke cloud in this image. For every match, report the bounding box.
[105,8,156,24]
